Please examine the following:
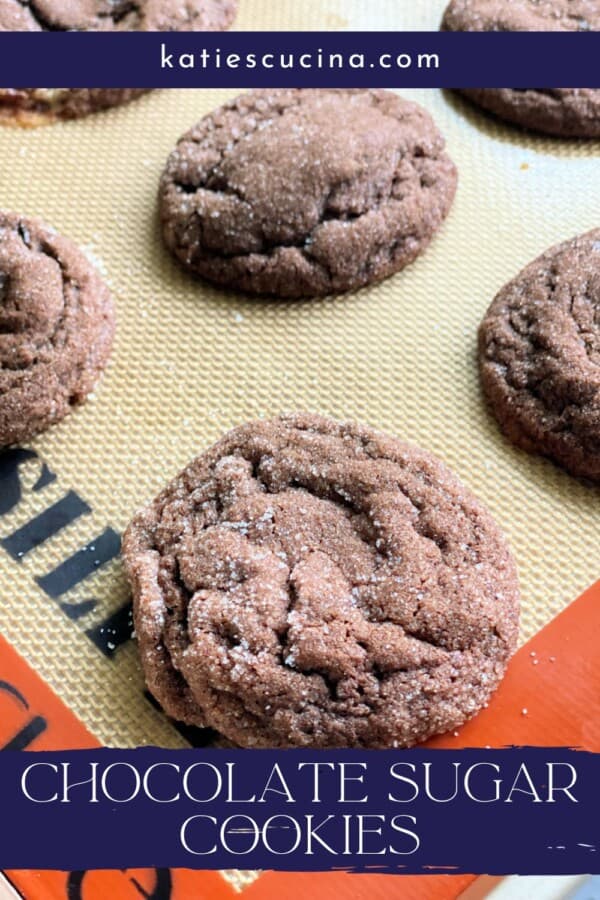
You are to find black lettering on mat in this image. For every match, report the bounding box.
[0,679,48,750]
[0,449,124,657]
[0,448,209,746]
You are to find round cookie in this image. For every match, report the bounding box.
[443,0,600,31]
[122,414,520,749]
[0,0,237,31]
[159,89,458,298]
[0,212,115,446]
[0,89,149,126]
[441,1,600,137]
[479,230,600,482]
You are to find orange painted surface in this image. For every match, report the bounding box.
[0,635,98,752]
[428,577,600,752]
[3,577,600,900]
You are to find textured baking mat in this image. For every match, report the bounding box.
[1,73,599,751]
[0,2,599,898]
[226,0,436,30]
[0,21,598,900]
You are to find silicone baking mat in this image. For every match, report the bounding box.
[1,84,599,747]
[231,0,441,30]
[0,0,599,896]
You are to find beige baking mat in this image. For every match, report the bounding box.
[0,1,599,753]
[234,0,434,30]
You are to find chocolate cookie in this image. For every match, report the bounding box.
[0,89,148,126]
[0,212,115,446]
[159,90,458,298]
[441,1,600,137]
[0,0,237,31]
[443,0,600,31]
[122,414,520,749]
[479,231,600,481]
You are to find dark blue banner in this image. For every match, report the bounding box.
[0,32,599,88]
[1,747,598,874]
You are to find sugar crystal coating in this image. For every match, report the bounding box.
[160,89,457,297]
[442,0,600,136]
[479,229,600,481]
[123,413,520,748]
[0,212,115,446]
[0,0,237,31]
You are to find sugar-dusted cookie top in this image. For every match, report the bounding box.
[123,413,520,748]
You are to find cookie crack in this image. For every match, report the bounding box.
[482,237,600,469]
[0,225,74,382]
[170,91,446,265]
[97,1,142,26]
[18,0,62,31]
[520,261,598,417]
[167,437,491,687]
[16,0,143,29]
[177,151,441,267]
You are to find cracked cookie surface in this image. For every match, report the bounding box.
[479,230,600,481]
[0,0,237,31]
[0,212,115,446]
[122,413,520,748]
[159,89,458,297]
[441,1,600,136]
[0,89,148,125]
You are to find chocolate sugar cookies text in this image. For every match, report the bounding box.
[123,414,520,750]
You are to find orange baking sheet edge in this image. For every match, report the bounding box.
[3,576,600,900]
